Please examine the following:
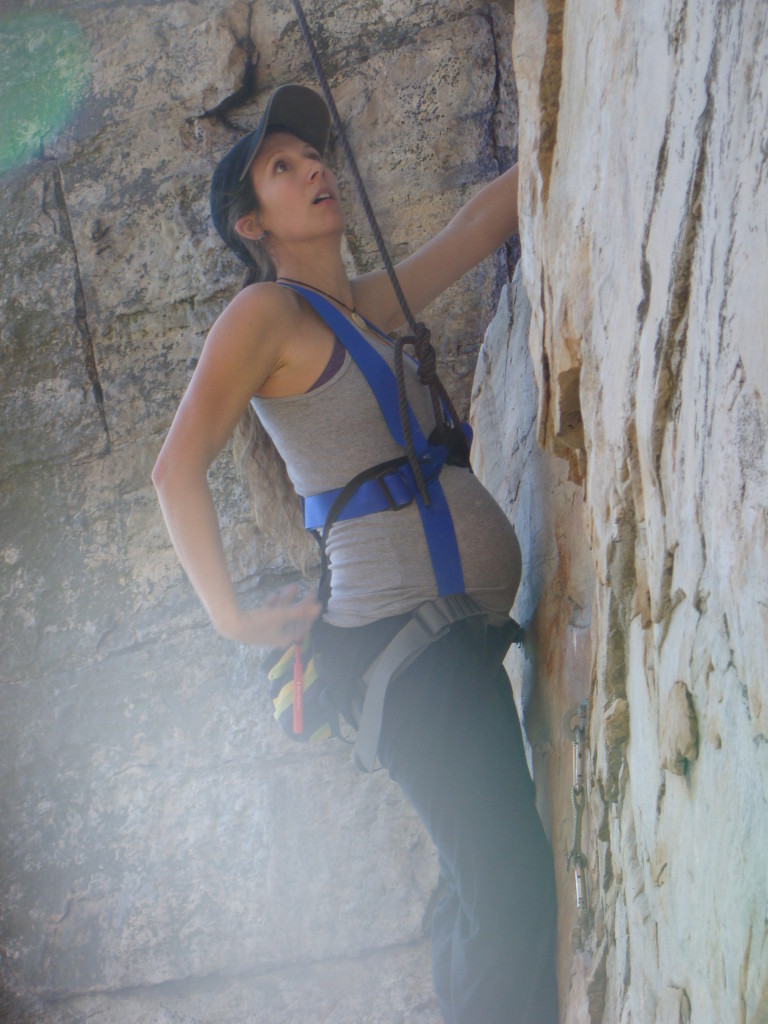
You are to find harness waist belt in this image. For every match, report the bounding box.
[303,450,448,531]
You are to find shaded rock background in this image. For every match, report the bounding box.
[1,3,767,1024]
[0,2,516,1021]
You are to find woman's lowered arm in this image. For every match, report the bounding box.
[152,283,321,646]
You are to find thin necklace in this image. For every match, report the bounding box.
[277,276,367,330]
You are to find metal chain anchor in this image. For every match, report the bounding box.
[565,700,589,917]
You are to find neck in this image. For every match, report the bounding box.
[274,247,353,309]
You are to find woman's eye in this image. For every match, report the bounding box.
[274,159,288,173]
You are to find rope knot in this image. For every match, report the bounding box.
[410,325,437,385]
[413,321,431,346]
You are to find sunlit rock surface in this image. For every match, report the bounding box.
[475,1,768,1022]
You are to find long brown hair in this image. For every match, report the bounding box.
[224,174,320,574]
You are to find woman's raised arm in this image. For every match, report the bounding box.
[152,283,321,646]
[352,164,519,333]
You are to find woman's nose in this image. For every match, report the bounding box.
[307,159,324,181]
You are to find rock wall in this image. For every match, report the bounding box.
[2,1,767,1022]
[472,1,768,1022]
[0,2,518,1021]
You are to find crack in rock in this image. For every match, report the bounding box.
[190,4,259,128]
[47,163,111,450]
[538,0,565,206]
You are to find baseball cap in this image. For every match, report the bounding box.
[209,84,331,265]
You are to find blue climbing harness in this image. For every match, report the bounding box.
[279,282,469,599]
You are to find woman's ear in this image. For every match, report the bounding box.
[234,211,263,242]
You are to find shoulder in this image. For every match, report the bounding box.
[214,280,302,339]
[191,282,306,400]
[203,281,308,373]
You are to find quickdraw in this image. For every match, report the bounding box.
[565,700,589,919]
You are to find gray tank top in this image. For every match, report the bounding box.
[251,326,521,627]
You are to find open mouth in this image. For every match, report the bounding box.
[312,192,333,204]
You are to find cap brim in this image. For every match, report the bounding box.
[209,84,332,267]
[236,84,331,182]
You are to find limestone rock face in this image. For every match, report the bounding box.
[3,0,767,1022]
[0,2,516,1021]
[470,267,595,1009]
[474,1,768,1021]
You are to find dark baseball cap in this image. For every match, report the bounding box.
[209,84,332,265]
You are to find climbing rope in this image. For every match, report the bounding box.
[290,0,469,501]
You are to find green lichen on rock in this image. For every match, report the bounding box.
[0,12,90,174]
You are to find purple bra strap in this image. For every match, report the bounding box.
[307,336,346,391]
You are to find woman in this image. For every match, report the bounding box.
[153,83,558,1024]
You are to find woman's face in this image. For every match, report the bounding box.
[245,131,343,251]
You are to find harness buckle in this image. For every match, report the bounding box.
[375,466,414,511]
[374,449,445,512]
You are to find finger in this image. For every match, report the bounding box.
[277,602,320,638]
[275,621,312,646]
[265,585,300,610]
[272,591,320,615]
[293,597,322,619]
[278,584,300,604]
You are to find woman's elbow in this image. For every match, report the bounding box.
[151,447,172,492]
[151,440,210,500]
[151,443,192,497]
